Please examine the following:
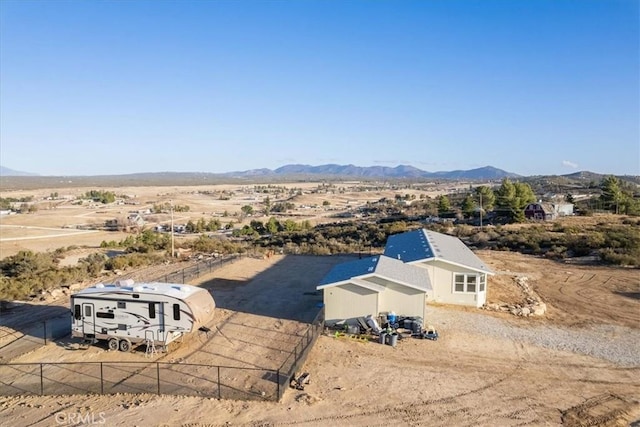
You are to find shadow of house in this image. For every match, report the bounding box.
[198,255,355,323]
[0,303,71,362]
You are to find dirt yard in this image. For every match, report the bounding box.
[0,249,638,426]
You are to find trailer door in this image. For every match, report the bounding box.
[82,303,95,336]
[157,303,165,344]
[148,301,165,344]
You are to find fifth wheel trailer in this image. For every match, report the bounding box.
[70,280,215,352]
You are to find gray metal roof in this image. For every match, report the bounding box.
[317,255,432,292]
[384,229,493,274]
[384,229,433,262]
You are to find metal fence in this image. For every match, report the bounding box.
[0,315,70,363]
[0,255,241,363]
[276,308,325,400]
[0,309,325,402]
[148,254,241,284]
[0,254,326,401]
[0,361,280,401]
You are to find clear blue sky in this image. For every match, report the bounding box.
[0,0,638,176]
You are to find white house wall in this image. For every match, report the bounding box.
[377,282,425,320]
[418,260,486,307]
[323,283,378,323]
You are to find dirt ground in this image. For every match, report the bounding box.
[0,249,639,427]
[0,181,467,258]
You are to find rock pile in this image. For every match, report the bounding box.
[483,275,547,317]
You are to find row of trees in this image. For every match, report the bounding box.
[437,179,536,223]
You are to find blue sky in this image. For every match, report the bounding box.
[0,0,638,176]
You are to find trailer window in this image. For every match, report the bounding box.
[84,305,92,317]
[118,324,127,330]
[149,303,156,319]
[173,304,181,320]
[74,305,81,320]
[117,301,126,309]
[96,312,115,319]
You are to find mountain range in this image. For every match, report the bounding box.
[0,164,520,180]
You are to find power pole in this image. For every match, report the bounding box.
[170,200,175,258]
[479,191,483,231]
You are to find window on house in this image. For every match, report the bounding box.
[467,276,477,293]
[454,275,465,292]
[173,303,181,321]
[453,274,484,293]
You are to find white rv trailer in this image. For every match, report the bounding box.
[70,280,215,352]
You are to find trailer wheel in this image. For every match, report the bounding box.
[119,339,132,352]
[108,338,119,351]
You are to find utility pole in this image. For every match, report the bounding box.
[170,200,175,258]
[479,191,483,231]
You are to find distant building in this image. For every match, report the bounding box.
[524,203,574,221]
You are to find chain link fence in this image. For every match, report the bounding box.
[0,308,325,402]
[0,255,241,363]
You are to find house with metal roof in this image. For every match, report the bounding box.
[317,255,432,325]
[317,229,493,324]
[384,229,494,307]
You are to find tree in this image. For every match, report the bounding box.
[600,176,623,214]
[437,195,451,217]
[266,217,280,234]
[240,205,254,217]
[263,197,272,216]
[475,186,495,212]
[461,195,476,219]
[565,193,575,203]
[495,179,536,222]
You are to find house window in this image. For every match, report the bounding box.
[173,303,181,321]
[467,276,477,293]
[453,274,485,293]
[454,274,465,292]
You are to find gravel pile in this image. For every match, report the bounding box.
[427,306,640,367]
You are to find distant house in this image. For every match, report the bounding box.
[127,213,145,228]
[317,229,494,325]
[524,203,574,221]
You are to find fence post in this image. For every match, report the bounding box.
[157,363,161,395]
[217,366,221,399]
[40,363,44,395]
[100,363,104,394]
[43,321,47,345]
[276,369,280,400]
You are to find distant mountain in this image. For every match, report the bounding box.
[0,166,38,177]
[228,164,519,180]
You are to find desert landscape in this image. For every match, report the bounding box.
[0,182,639,426]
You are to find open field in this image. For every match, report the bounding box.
[0,181,468,258]
[0,249,638,426]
